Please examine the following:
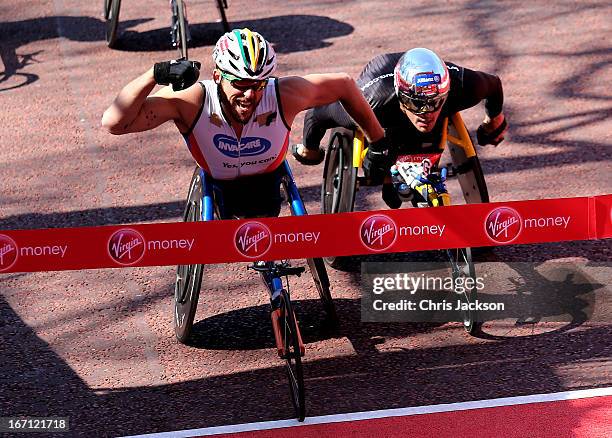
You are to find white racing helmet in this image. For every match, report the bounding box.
[394,48,450,114]
[212,28,277,80]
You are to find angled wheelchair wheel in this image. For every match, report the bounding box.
[280,289,306,421]
[104,0,121,48]
[445,247,482,335]
[216,0,231,32]
[447,120,489,204]
[306,258,338,324]
[175,0,189,59]
[174,168,204,344]
[321,128,357,269]
[459,155,489,204]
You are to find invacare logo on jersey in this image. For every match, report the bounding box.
[485,207,522,243]
[234,222,272,258]
[360,214,398,251]
[108,228,146,266]
[213,134,272,158]
[0,234,18,272]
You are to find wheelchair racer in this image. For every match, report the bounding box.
[294,48,508,208]
[101,28,386,219]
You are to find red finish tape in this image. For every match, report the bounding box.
[0,195,609,274]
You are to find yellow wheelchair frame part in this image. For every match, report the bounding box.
[353,112,476,166]
[352,112,476,207]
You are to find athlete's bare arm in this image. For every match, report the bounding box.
[279,74,384,143]
[101,68,200,135]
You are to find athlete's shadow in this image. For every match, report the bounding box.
[0,16,148,91]
[115,15,354,53]
[471,261,605,340]
[188,298,343,351]
[187,297,444,355]
[337,249,605,342]
[0,14,353,91]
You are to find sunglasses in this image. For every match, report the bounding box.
[398,91,447,115]
[219,70,268,92]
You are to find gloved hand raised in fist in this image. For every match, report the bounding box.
[154,59,201,91]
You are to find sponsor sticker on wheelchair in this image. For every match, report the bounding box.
[234,221,272,258]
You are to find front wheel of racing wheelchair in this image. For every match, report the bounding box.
[173,164,338,345]
[282,163,339,325]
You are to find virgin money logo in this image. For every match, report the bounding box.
[485,207,523,243]
[108,228,146,266]
[360,215,397,251]
[234,222,272,258]
[0,234,18,272]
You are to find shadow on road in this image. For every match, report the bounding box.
[1,288,609,437]
[0,14,353,91]
[115,15,354,53]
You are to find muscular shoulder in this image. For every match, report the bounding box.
[357,53,402,110]
[357,52,403,85]
[445,62,464,88]
[153,81,206,132]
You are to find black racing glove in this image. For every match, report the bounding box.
[154,59,201,91]
[477,114,508,146]
[362,136,391,185]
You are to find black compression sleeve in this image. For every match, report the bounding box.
[302,102,357,150]
[459,67,504,118]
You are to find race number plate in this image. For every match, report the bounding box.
[395,153,443,177]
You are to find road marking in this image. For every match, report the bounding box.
[119,387,612,437]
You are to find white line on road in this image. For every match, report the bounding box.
[118,386,612,438]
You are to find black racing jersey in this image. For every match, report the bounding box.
[303,52,504,153]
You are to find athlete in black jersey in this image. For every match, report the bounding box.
[293,48,508,207]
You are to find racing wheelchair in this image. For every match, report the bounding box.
[321,112,488,334]
[173,161,338,421]
[104,0,231,58]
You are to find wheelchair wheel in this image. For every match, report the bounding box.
[445,247,482,335]
[176,0,189,59]
[459,155,489,204]
[216,0,231,32]
[321,128,357,269]
[306,258,338,324]
[104,0,121,48]
[173,168,204,344]
[280,289,306,421]
[447,121,489,204]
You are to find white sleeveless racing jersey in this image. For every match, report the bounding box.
[182,78,291,180]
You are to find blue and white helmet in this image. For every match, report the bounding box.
[213,28,277,80]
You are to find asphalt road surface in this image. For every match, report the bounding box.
[1,1,611,437]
